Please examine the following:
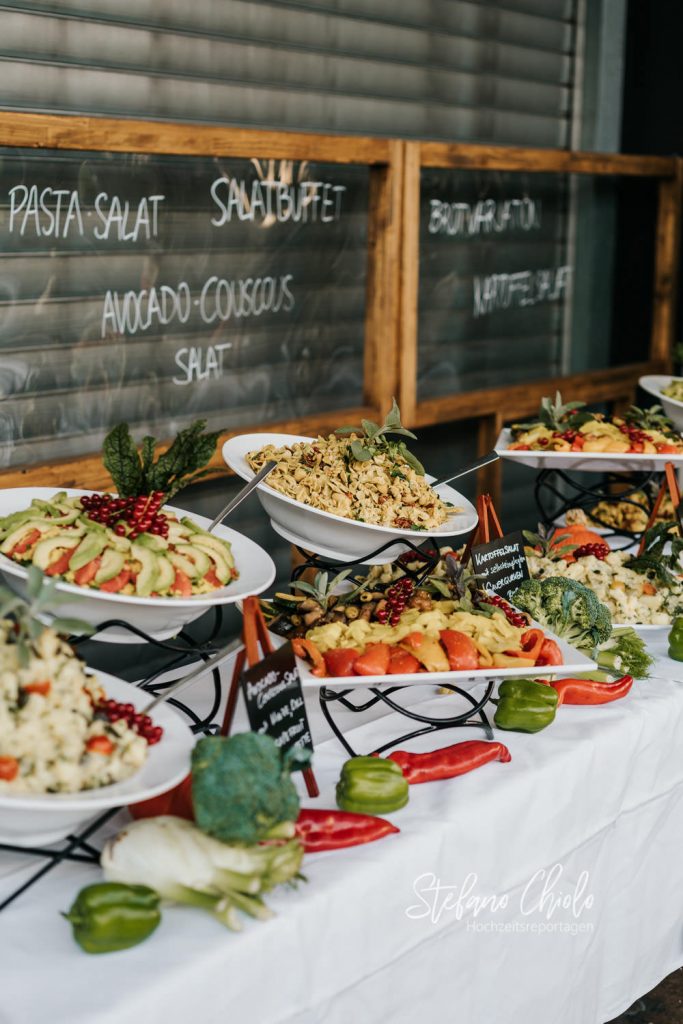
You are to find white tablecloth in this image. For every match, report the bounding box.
[2,632,683,1024]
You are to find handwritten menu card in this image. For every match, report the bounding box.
[470,531,530,598]
[240,642,313,760]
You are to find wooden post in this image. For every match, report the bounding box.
[476,414,504,506]
[398,141,420,426]
[363,139,404,418]
[650,157,683,369]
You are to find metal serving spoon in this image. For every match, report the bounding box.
[207,459,276,531]
[434,450,500,489]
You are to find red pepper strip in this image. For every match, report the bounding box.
[520,629,545,661]
[550,675,633,706]
[388,740,511,785]
[295,808,399,852]
[535,638,563,666]
[292,637,327,677]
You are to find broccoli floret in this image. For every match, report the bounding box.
[514,576,611,653]
[191,732,301,845]
[511,578,543,620]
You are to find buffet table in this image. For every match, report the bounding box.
[2,631,683,1024]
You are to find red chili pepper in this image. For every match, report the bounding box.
[550,675,633,706]
[387,740,511,784]
[535,638,563,666]
[295,807,399,852]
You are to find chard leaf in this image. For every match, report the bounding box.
[146,420,222,496]
[102,423,143,498]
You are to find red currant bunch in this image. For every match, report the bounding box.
[80,492,169,540]
[376,577,415,626]
[480,593,528,628]
[572,542,610,560]
[96,699,164,744]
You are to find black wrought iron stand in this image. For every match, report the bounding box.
[534,468,661,547]
[0,607,228,912]
[289,536,495,756]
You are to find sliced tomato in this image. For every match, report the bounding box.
[86,735,115,755]
[9,529,42,558]
[629,441,644,454]
[204,567,222,588]
[0,756,19,781]
[23,680,51,696]
[45,547,78,577]
[323,648,360,677]
[353,643,391,676]
[387,647,421,674]
[439,629,479,670]
[656,443,681,454]
[171,569,193,597]
[98,568,132,593]
[74,556,102,586]
[571,436,585,451]
[535,638,563,666]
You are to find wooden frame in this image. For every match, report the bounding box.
[0,112,403,489]
[399,142,683,502]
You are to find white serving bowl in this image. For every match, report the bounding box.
[639,374,683,432]
[0,488,276,643]
[222,433,478,562]
[0,671,194,847]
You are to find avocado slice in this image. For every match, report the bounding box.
[175,544,211,577]
[155,555,175,594]
[69,532,109,571]
[94,548,127,584]
[131,543,160,597]
[191,540,231,584]
[136,533,169,553]
[32,535,78,571]
[168,551,200,578]
[0,520,58,554]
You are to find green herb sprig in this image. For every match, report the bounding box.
[103,420,223,499]
[0,567,93,666]
[335,399,425,475]
[513,391,594,434]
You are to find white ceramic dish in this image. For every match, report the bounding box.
[0,488,276,643]
[639,374,683,432]
[294,625,596,690]
[269,519,433,566]
[494,428,683,472]
[0,671,194,846]
[223,433,478,561]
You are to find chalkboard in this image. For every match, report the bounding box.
[417,168,569,401]
[470,531,530,598]
[240,643,313,759]
[0,146,370,468]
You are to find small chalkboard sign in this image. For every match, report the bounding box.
[240,642,313,760]
[470,530,530,598]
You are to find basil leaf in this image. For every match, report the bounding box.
[103,423,143,497]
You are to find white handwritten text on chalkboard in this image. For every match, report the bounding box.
[428,197,541,237]
[473,265,571,318]
[101,273,295,338]
[8,186,165,241]
[210,177,346,225]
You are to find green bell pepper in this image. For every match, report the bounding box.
[336,755,409,815]
[63,882,161,954]
[494,678,558,733]
[668,616,683,661]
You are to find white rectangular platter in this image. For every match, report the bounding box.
[494,427,683,473]
[295,626,596,691]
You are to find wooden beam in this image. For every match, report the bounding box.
[413,363,661,428]
[0,407,377,491]
[398,141,420,426]
[650,157,683,367]
[0,111,394,164]
[476,414,503,506]
[363,140,403,413]
[419,142,676,178]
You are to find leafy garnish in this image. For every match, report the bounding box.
[512,391,594,433]
[336,399,425,475]
[626,520,683,581]
[624,404,678,438]
[523,523,576,560]
[0,566,93,665]
[292,570,352,612]
[103,419,223,499]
